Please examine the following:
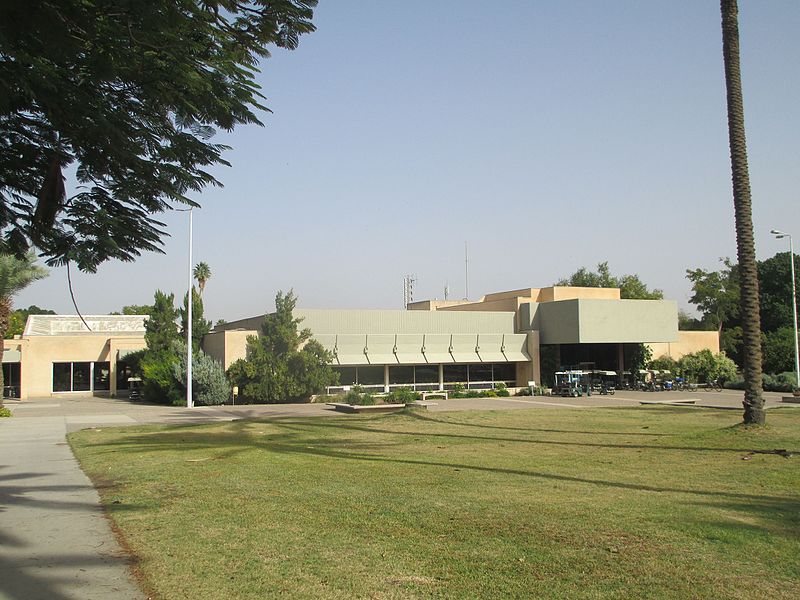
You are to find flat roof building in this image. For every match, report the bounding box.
[3,286,718,400]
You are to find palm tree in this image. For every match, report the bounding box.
[0,252,48,403]
[193,262,211,296]
[720,0,764,425]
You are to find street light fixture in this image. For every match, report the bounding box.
[771,229,799,389]
[176,207,194,408]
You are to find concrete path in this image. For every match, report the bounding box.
[0,391,792,599]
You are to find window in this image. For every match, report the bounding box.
[53,363,72,392]
[414,364,438,384]
[72,363,91,391]
[389,366,414,385]
[468,363,492,383]
[52,362,111,393]
[333,367,356,386]
[93,362,110,391]
[493,363,516,383]
[117,361,134,390]
[357,366,384,386]
[443,365,467,383]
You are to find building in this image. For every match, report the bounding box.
[2,315,146,400]
[206,286,718,392]
[3,286,719,399]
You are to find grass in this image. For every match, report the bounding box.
[69,407,800,599]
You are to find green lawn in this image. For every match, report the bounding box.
[69,407,800,599]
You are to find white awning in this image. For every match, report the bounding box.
[334,353,370,366]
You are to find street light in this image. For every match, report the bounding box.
[771,229,799,389]
[177,207,194,408]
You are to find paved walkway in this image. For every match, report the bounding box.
[0,391,792,599]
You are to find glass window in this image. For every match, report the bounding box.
[117,361,133,390]
[357,366,384,386]
[53,363,72,392]
[469,363,492,383]
[93,362,110,391]
[389,365,414,385]
[333,367,356,386]
[493,363,516,382]
[414,364,439,384]
[443,364,467,383]
[72,362,91,391]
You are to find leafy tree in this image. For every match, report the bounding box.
[215,319,228,329]
[0,1,317,271]
[140,349,182,406]
[122,304,154,316]
[556,262,663,299]
[685,258,740,335]
[227,290,338,403]
[762,327,796,375]
[677,350,738,384]
[686,251,798,374]
[193,262,212,296]
[0,252,48,398]
[721,0,764,424]
[144,291,180,353]
[5,304,55,338]
[180,287,212,352]
[757,251,799,333]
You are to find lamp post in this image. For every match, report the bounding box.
[771,229,799,389]
[176,207,194,408]
[187,208,193,408]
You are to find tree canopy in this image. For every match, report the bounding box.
[0,1,317,271]
[686,251,799,374]
[0,251,48,395]
[5,303,54,338]
[555,262,663,300]
[227,290,338,402]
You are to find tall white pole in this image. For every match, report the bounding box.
[772,229,800,389]
[187,208,193,408]
[789,235,800,389]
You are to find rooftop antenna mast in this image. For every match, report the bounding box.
[403,274,416,309]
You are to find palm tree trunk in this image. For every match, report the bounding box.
[721,0,765,425]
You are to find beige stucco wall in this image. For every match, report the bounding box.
[648,330,720,360]
[202,330,257,370]
[7,334,145,399]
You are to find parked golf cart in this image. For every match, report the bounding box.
[554,370,586,397]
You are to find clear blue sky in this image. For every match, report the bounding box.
[17,0,800,322]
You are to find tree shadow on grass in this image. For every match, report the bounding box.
[404,410,673,436]
[261,415,800,456]
[684,496,800,541]
[79,418,799,509]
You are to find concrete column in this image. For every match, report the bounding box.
[383,364,390,393]
[617,343,625,383]
[438,364,444,391]
[527,330,541,387]
[109,342,117,398]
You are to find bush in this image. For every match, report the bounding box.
[344,385,375,406]
[724,372,797,393]
[385,387,420,404]
[172,345,230,406]
[494,382,510,397]
[140,350,182,405]
[0,406,12,418]
[516,387,532,396]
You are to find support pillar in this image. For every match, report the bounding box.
[383,364,390,393]
[438,364,444,391]
[617,343,625,384]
